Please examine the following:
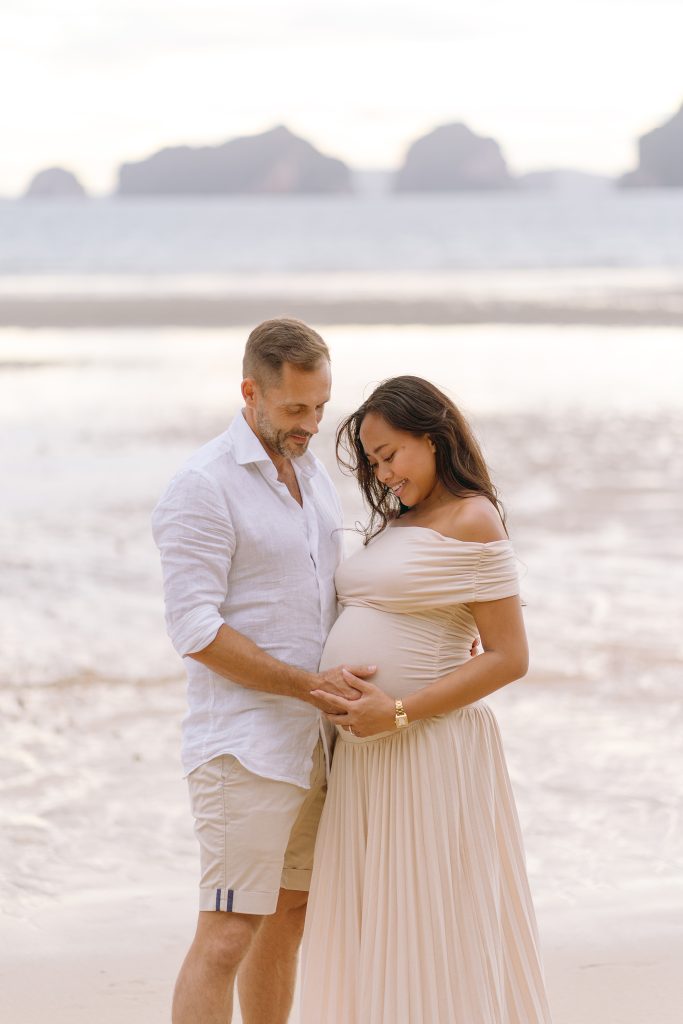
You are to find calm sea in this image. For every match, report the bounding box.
[2,191,683,277]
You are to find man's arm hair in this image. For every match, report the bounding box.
[189,623,319,703]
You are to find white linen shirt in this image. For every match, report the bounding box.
[151,410,343,787]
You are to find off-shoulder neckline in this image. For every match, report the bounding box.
[385,524,511,546]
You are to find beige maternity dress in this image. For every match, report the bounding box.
[300,526,552,1024]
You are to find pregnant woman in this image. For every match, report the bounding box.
[300,376,552,1024]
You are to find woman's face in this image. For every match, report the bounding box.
[359,412,439,508]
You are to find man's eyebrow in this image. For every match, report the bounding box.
[284,397,330,407]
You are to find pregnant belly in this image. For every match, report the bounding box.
[320,605,471,701]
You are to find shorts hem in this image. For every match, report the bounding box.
[199,887,278,915]
[281,866,312,892]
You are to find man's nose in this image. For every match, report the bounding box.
[301,413,319,435]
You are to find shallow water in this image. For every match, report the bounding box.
[1,323,682,916]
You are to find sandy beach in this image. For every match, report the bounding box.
[2,896,682,1024]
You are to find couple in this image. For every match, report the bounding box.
[152,318,552,1024]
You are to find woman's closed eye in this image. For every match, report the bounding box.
[368,452,395,471]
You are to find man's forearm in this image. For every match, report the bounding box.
[189,623,318,703]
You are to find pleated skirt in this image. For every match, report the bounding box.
[299,703,553,1024]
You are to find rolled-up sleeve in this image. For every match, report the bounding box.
[151,469,236,657]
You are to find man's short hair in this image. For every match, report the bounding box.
[243,319,330,388]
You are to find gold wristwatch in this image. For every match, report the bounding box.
[394,698,409,729]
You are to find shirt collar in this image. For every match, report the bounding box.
[230,410,317,478]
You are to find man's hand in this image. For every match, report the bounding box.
[306,664,377,713]
[311,674,394,737]
[470,636,480,657]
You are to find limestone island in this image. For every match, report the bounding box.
[24,167,87,198]
[117,125,351,195]
[395,123,512,191]
[620,102,683,187]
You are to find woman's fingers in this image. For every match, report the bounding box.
[310,689,348,706]
[325,712,353,725]
[342,669,379,693]
[347,664,377,678]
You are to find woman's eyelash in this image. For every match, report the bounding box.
[368,452,395,469]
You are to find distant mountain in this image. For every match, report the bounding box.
[620,103,683,187]
[517,169,613,192]
[395,123,512,192]
[24,167,87,198]
[117,125,352,195]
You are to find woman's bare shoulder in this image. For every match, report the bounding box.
[441,494,507,543]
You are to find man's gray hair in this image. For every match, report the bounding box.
[243,318,330,388]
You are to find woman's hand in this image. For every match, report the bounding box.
[310,671,395,738]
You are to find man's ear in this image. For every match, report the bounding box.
[241,377,257,405]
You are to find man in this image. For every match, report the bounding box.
[152,318,374,1024]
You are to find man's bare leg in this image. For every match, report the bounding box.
[237,888,309,1024]
[172,910,263,1024]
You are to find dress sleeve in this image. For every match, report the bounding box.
[472,542,520,602]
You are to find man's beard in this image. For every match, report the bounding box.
[255,408,311,459]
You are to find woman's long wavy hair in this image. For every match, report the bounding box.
[336,375,506,544]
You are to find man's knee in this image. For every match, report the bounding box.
[264,888,308,944]
[194,911,262,972]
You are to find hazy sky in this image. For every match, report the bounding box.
[1,0,682,194]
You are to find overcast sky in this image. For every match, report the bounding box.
[1,0,682,194]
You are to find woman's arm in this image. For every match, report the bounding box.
[313,595,528,737]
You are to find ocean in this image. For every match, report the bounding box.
[3,191,683,274]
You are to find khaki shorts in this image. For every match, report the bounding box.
[187,742,327,915]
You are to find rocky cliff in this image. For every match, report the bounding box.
[117,126,351,195]
[395,123,512,191]
[620,103,683,187]
[24,167,87,198]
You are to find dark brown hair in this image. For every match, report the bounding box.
[243,318,330,388]
[336,375,506,543]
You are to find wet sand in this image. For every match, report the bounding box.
[3,293,683,327]
[2,878,681,1023]
[2,268,683,327]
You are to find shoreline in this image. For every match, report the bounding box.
[2,293,683,327]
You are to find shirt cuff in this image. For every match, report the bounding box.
[170,607,224,658]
